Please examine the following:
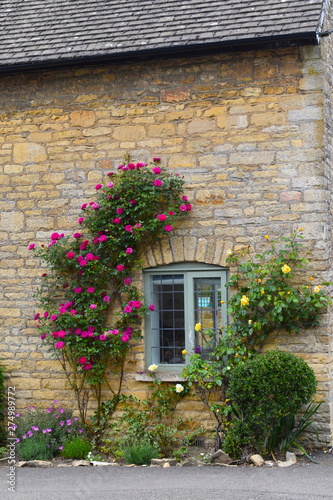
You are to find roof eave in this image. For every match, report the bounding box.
[0,31,320,74]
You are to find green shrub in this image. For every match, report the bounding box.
[61,438,92,459]
[17,434,55,461]
[15,402,86,460]
[223,350,317,458]
[123,442,159,465]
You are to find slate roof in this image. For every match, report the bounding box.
[0,0,326,70]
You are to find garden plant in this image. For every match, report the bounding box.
[182,232,330,454]
[29,158,190,436]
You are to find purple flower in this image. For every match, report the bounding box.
[194,346,202,354]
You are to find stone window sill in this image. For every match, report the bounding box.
[135,372,185,382]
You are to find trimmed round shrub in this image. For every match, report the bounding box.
[223,350,317,457]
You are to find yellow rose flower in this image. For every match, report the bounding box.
[257,278,262,283]
[194,323,201,332]
[264,235,269,239]
[313,285,321,293]
[309,276,313,281]
[182,349,187,355]
[260,288,265,295]
[281,264,291,274]
[240,295,249,306]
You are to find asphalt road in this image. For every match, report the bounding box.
[1,461,333,500]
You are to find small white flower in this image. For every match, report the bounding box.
[227,250,233,255]
[175,384,184,393]
[148,364,158,372]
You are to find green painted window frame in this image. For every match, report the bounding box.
[143,262,228,372]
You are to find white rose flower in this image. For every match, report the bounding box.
[148,364,158,372]
[175,384,184,393]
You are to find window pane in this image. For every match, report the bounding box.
[194,277,222,349]
[151,275,185,364]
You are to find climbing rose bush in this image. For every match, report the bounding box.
[29,159,191,422]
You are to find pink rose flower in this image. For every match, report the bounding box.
[103,296,110,302]
[51,232,60,240]
[80,240,89,250]
[95,184,103,190]
[128,163,136,170]
[28,243,35,250]
[87,287,95,293]
[153,179,163,187]
[34,313,40,320]
[89,304,97,309]
[80,259,88,267]
[78,217,85,224]
[99,235,108,242]
[124,278,131,285]
[157,214,167,221]
[40,333,46,340]
[66,251,75,259]
[135,223,142,229]
[83,363,93,370]
[99,334,107,341]
[70,310,77,316]
[81,203,87,210]
[125,247,133,254]
[164,225,173,232]
[186,204,192,211]
[121,333,130,342]
[169,211,175,215]
[116,264,125,271]
[50,314,58,321]
[129,199,136,205]
[78,357,87,364]
[136,162,146,168]
[149,304,155,311]
[91,202,100,210]
[85,253,94,261]
[55,341,65,349]
[113,217,122,224]
[107,182,114,188]
[153,157,161,162]
[179,205,187,211]
[74,287,82,294]
[124,225,133,232]
[57,331,66,338]
[133,301,142,309]
[111,329,119,335]
[182,195,188,201]
[123,305,133,313]
[43,311,49,318]
[153,167,161,174]
[116,207,124,215]
[73,232,82,238]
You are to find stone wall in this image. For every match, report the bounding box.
[0,45,331,444]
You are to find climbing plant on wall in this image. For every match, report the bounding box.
[29,158,191,424]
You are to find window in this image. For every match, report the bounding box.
[144,263,228,370]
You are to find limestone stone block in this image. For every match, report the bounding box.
[113,125,145,141]
[13,143,47,163]
[70,110,96,127]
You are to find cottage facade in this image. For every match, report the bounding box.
[0,0,333,446]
